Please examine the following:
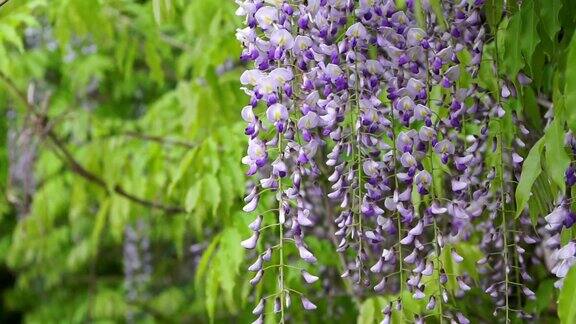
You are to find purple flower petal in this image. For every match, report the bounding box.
[301,296,317,310]
[301,270,319,284]
[241,232,259,250]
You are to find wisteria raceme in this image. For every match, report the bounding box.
[123,219,153,324]
[236,0,575,322]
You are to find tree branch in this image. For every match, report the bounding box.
[0,72,186,214]
[0,0,11,9]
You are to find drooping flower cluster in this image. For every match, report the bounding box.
[123,220,153,324]
[236,0,569,323]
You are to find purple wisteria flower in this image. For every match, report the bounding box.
[235,0,562,322]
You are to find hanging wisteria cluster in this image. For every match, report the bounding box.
[235,0,574,322]
[123,220,153,324]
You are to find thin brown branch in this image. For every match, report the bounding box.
[0,72,186,214]
[0,0,10,9]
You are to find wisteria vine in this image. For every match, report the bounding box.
[235,0,575,322]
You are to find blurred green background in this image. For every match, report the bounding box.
[0,0,259,322]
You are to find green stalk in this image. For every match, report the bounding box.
[353,50,364,284]
[389,88,404,322]
[494,30,511,324]
[278,124,285,324]
[425,33,444,323]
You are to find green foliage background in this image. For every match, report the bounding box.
[0,0,252,322]
[0,0,576,323]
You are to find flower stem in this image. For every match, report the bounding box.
[278,133,285,324]
[389,87,404,322]
[353,49,364,284]
[425,37,444,324]
[494,29,510,324]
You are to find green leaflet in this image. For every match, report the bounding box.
[203,174,221,217]
[93,289,127,320]
[485,0,503,32]
[196,228,244,322]
[357,298,376,324]
[529,174,556,224]
[501,0,541,77]
[110,193,131,242]
[544,118,570,194]
[540,0,562,43]
[214,228,244,311]
[523,86,543,132]
[90,198,110,252]
[152,0,174,25]
[566,31,576,132]
[169,147,197,195]
[150,288,186,317]
[478,44,499,97]
[0,24,24,53]
[185,180,202,213]
[205,265,219,322]
[519,0,541,70]
[195,234,221,289]
[559,266,576,323]
[515,138,544,218]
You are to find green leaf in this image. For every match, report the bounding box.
[502,14,523,76]
[90,198,110,252]
[203,174,221,216]
[185,180,202,213]
[0,25,24,53]
[506,0,518,14]
[523,86,543,131]
[110,194,131,241]
[200,137,220,174]
[358,298,376,324]
[545,118,570,193]
[519,0,540,68]
[500,0,541,78]
[515,138,544,218]
[152,0,173,25]
[215,228,244,307]
[478,45,499,97]
[566,31,576,132]
[144,41,164,85]
[218,172,235,216]
[169,147,197,194]
[485,0,503,32]
[205,266,219,322]
[540,0,562,43]
[559,266,576,323]
[195,234,221,288]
